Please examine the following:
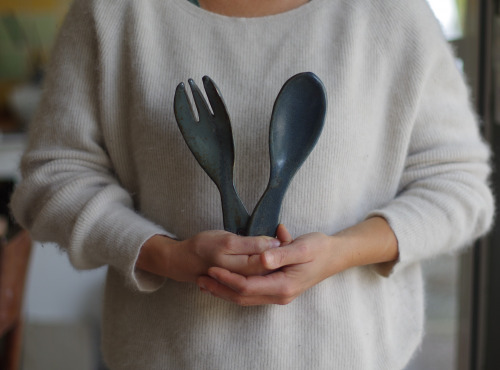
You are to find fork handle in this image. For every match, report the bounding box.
[218,183,250,235]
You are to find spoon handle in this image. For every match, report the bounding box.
[246,183,289,237]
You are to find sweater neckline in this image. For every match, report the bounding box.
[173,0,329,23]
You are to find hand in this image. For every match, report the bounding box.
[136,230,281,283]
[197,225,346,305]
[197,218,399,306]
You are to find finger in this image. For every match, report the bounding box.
[276,224,293,245]
[220,253,272,276]
[226,234,280,255]
[261,241,312,270]
[207,267,260,294]
[207,267,292,297]
[197,276,273,306]
[197,274,294,306]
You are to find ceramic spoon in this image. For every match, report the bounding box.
[246,72,327,237]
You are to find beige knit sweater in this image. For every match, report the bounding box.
[11,0,494,368]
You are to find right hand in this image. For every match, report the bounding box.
[136,230,281,283]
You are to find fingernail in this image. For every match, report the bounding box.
[200,287,210,295]
[264,253,275,268]
[269,238,281,248]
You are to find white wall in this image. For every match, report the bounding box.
[24,242,107,323]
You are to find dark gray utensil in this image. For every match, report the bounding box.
[174,76,250,235]
[246,72,327,237]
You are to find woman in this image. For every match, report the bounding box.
[11,0,494,368]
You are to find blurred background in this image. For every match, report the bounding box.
[0,1,106,369]
[0,0,499,369]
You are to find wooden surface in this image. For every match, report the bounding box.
[0,230,32,370]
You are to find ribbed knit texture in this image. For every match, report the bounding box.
[10,0,494,369]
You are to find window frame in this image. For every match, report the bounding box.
[457,1,500,369]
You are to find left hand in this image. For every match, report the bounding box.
[197,224,352,306]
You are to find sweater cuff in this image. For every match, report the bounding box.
[66,188,178,292]
[364,211,417,277]
[130,232,174,293]
[122,225,178,292]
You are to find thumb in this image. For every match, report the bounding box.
[276,224,293,245]
[261,243,311,270]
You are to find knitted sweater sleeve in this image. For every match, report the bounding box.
[10,0,170,292]
[368,2,494,276]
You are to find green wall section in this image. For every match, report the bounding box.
[0,13,59,81]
